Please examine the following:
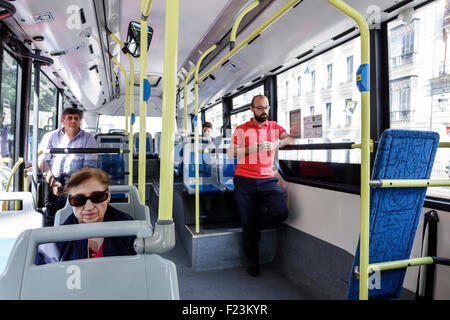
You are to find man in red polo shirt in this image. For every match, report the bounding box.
[227,94,294,276]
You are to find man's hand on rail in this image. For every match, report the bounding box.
[51,181,63,196]
[259,140,278,151]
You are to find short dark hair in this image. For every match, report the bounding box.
[202,122,212,129]
[250,94,267,107]
[62,107,82,119]
[66,168,111,191]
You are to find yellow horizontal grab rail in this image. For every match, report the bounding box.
[197,0,301,83]
[368,257,434,273]
[230,0,260,50]
[370,179,450,188]
[352,140,374,152]
[439,142,450,148]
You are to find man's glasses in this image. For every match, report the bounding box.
[252,105,270,111]
[68,189,109,207]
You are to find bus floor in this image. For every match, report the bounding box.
[159,232,326,300]
[148,203,327,299]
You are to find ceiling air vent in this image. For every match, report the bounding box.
[223,60,240,74]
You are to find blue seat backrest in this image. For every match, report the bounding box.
[133,132,153,156]
[347,129,440,300]
[182,138,226,194]
[216,138,237,191]
[99,153,124,181]
[97,134,128,185]
[173,137,184,177]
[154,132,161,157]
[188,152,211,177]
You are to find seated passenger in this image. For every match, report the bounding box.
[35,168,136,265]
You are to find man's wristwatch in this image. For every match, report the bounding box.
[276,140,281,149]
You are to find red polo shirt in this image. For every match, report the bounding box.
[232,118,286,179]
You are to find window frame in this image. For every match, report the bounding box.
[270,0,449,210]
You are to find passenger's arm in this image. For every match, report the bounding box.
[226,142,258,159]
[39,158,62,196]
[259,131,295,151]
[38,133,62,196]
[278,131,295,148]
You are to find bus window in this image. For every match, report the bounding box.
[277,37,362,164]
[204,103,223,137]
[232,85,263,110]
[0,50,18,192]
[28,68,58,163]
[387,0,450,200]
[230,85,264,133]
[98,115,163,137]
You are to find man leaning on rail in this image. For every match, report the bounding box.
[38,107,98,227]
[227,94,295,277]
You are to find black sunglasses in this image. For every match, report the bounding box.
[68,189,109,207]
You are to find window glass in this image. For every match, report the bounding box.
[388,0,450,199]
[230,85,264,133]
[230,109,253,133]
[0,50,18,192]
[204,103,223,137]
[232,85,264,109]
[277,36,362,163]
[98,115,163,137]
[28,68,58,163]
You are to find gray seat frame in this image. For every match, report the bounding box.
[0,221,179,299]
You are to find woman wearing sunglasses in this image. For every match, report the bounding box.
[35,168,136,265]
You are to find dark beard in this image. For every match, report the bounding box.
[254,114,268,123]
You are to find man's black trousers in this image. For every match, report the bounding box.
[233,175,288,265]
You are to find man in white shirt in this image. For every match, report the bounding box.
[38,107,98,225]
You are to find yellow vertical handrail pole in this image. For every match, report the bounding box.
[183,68,196,137]
[110,56,129,136]
[158,0,180,221]
[128,57,134,187]
[2,157,24,211]
[229,0,260,50]
[108,32,135,187]
[194,44,217,234]
[138,0,154,202]
[328,0,370,300]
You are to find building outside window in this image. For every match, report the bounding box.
[232,85,263,109]
[346,55,353,82]
[276,36,361,164]
[327,64,333,88]
[204,103,223,137]
[0,50,18,192]
[325,102,332,128]
[388,0,450,199]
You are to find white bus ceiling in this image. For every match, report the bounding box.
[3,0,430,119]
